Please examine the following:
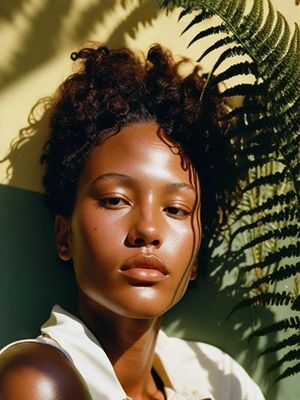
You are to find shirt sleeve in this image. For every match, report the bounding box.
[221,350,265,400]
[190,341,265,400]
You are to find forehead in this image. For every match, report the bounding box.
[79,121,198,187]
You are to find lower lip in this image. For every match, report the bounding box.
[121,267,167,283]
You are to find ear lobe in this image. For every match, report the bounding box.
[55,215,72,261]
[189,261,198,281]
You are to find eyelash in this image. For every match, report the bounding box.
[97,196,192,219]
[97,196,130,208]
[163,206,191,218]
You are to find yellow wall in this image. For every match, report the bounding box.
[0,2,299,398]
[0,0,299,192]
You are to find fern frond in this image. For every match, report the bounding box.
[224,0,245,23]
[271,74,300,112]
[255,12,285,67]
[249,316,300,339]
[220,0,240,20]
[240,132,277,154]
[244,244,300,272]
[220,83,262,98]
[231,208,296,241]
[276,363,300,382]
[260,15,290,72]
[259,333,300,356]
[292,295,300,311]
[242,7,283,64]
[236,0,265,45]
[233,111,287,137]
[253,0,276,43]
[280,135,300,160]
[276,94,300,122]
[243,155,284,171]
[211,60,256,86]
[187,24,229,48]
[293,164,300,179]
[223,103,266,120]
[159,0,300,383]
[209,46,255,80]
[181,9,214,35]
[227,292,292,319]
[240,225,300,252]
[283,148,300,171]
[249,262,300,289]
[242,170,287,193]
[269,84,300,119]
[267,24,300,92]
[178,7,192,20]
[267,349,300,374]
[197,36,235,62]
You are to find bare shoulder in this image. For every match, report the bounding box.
[0,342,92,400]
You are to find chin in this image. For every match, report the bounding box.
[82,285,185,320]
[113,287,183,319]
[119,307,168,320]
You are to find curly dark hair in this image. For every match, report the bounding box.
[41,43,238,244]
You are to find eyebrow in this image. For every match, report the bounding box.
[91,173,196,193]
[92,173,135,186]
[165,182,196,193]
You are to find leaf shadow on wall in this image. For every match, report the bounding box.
[163,232,279,398]
[0,1,279,398]
[0,0,160,191]
[0,0,160,352]
[0,0,160,90]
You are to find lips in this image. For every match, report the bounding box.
[120,254,169,283]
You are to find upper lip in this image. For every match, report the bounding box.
[121,254,169,275]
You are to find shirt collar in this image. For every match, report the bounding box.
[41,306,213,400]
[155,330,214,400]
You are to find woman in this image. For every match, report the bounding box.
[0,44,264,400]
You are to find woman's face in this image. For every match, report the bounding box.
[56,121,202,319]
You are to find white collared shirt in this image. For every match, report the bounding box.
[0,306,265,400]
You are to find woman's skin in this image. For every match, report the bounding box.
[0,121,202,400]
[0,342,92,399]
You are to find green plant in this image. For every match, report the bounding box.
[158,0,300,382]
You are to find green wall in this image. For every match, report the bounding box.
[0,184,298,399]
[0,184,77,346]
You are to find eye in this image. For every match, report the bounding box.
[164,206,191,218]
[98,196,130,209]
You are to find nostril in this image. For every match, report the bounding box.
[134,238,145,246]
[125,230,162,248]
[152,239,160,246]
[131,237,160,247]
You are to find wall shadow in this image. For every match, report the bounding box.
[0,0,73,88]
[0,0,160,188]
[163,254,280,398]
[0,0,160,89]
[0,0,162,343]
[0,183,77,348]
[1,97,52,191]
[0,2,291,399]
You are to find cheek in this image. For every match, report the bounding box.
[69,212,120,289]
[167,226,194,258]
[190,201,202,259]
[71,208,126,253]
[169,228,201,306]
[167,215,201,298]
[168,214,201,259]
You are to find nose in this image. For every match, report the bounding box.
[125,207,163,248]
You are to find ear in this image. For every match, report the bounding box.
[55,215,72,261]
[189,260,198,281]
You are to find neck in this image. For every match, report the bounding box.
[78,295,164,400]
